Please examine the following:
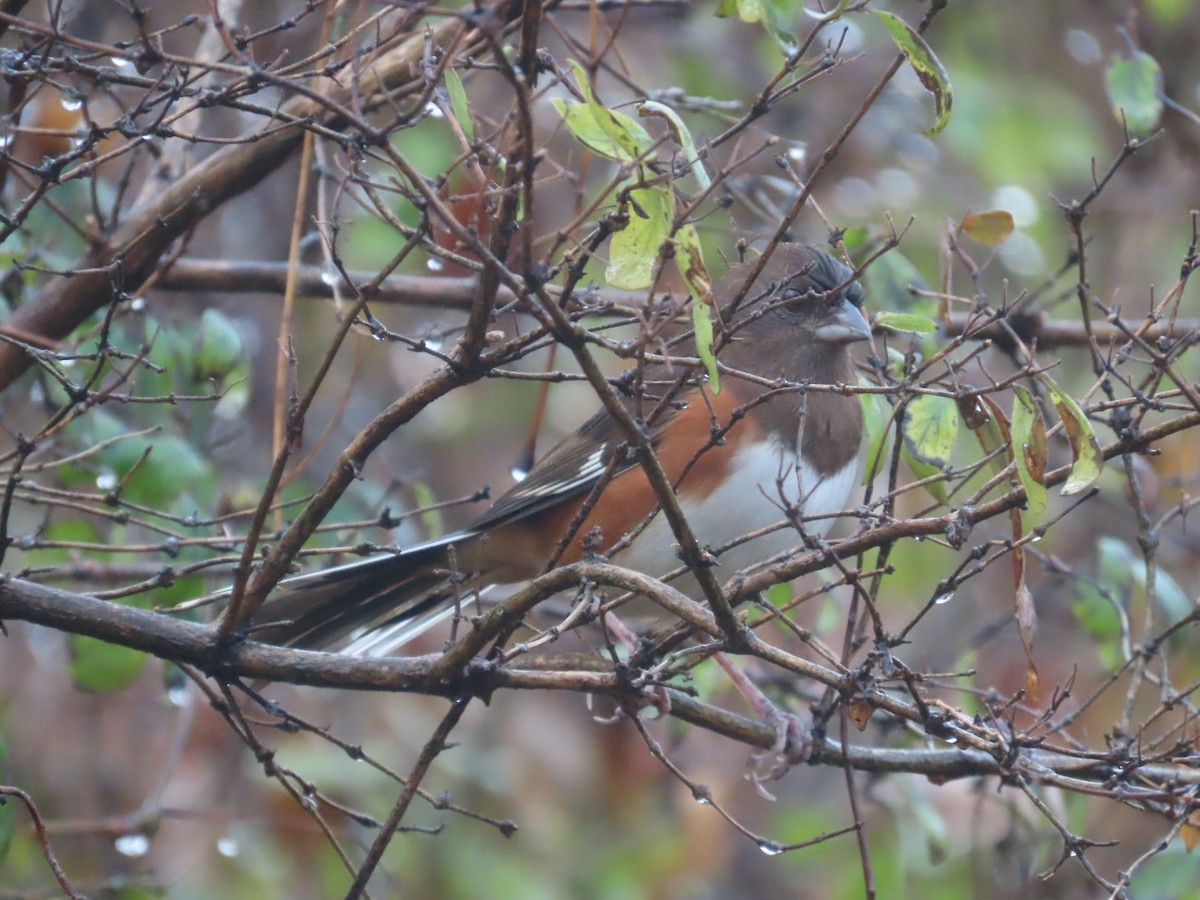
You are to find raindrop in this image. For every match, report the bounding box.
[426,255,445,272]
[833,19,864,54]
[424,100,444,119]
[216,835,239,858]
[999,232,1046,277]
[830,176,875,218]
[320,266,338,287]
[115,833,150,857]
[758,840,784,857]
[875,167,918,209]
[510,465,528,483]
[1063,29,1101,66]
[786,143,807,165]
[692,786,712,805]
[95,470,118,492]
[991,184,1039,227]
[129,296,146,312]
[933,592,954,606]
[60,90,84,112]
[167,684,190,707]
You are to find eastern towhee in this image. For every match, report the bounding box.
[247,243,872,654]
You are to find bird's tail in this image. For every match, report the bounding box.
[243,532,480,655]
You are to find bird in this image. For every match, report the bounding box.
[243,243,872,656]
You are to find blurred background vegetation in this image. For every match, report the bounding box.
[2,0,1200,897]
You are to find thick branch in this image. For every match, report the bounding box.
[153,258,1200,348]
[6,574,1200,799]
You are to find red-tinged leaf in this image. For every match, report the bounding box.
[848,698,875,731]
[675,224,720,394]
[1184,813,1200,852]
[870,10,953,135]
[956,394,989,430]
[1015,559,1039,699]
[1011,385,1048,517]
[959,394,1011,480]
[1010,502,1039,699]
[1041,374,1104,495]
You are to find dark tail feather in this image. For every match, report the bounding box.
[245,532,477,653]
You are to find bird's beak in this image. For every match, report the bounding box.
[814,299,873,344]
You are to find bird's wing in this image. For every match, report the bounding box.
[469,375,691,531]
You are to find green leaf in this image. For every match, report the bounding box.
[1072,580,1123,642]
[874,311,938,334]
[551,60,653,162]
[444,69,474,141]
[959,394,1012,477]
[606,185,673,290]
[412,481,444,540]
[144,316,194,395]
[870,10,953,135]
[70,635,148,692]
[803,0,851,22]
[1011,385,1048,517]
[638,100,711,191]
[960,209,1015,245]
[1105,49,1163,134]
[193,308,243,381]
[1152,568,1192,622]
[901,394,958,504]
[902,394,958,469]
[863,249,931,315]
[214,361,251,420]
[1145,0,1192,26]
[123,434,214,507]
[1040,375,1103,495]
[839,225,870,250]
[19,519,103,568]
[1082,536,1135,663]
[675,224,720,393]
[715,0,799,53]
[764,582,793,608]
[860,387,895,485]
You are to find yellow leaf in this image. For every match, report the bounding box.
[960,210,1015,245]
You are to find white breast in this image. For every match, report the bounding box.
[614,438,859,580]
